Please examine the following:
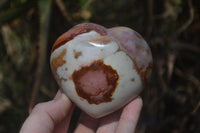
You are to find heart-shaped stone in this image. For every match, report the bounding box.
[50,23,153,118]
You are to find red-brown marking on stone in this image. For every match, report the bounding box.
[50,49,67,86]
[72,60,119,104]
[51,49,66,72]
[141,63,153,84]
[92,36,112,44]
[52,23,107,52]
[73,50,82,59]
[133,59,153,84]
[131,78,135,82]
[60,78,67,82]
[55,77,67,86]
[135,44,150,55]
[69,76,72,80]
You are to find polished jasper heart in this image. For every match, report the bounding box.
[50,23,153,118]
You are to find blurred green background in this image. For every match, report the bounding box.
[0,0,200,132]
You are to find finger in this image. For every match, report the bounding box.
[115,97,143,133]
[20,91,73,133]
[54,89,62,99]
[74,112,99,133]
[53,105,75,133]
[96,109,122,133]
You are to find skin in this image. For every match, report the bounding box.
[20,90,143,133]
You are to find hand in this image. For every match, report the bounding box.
[20,90,143,133]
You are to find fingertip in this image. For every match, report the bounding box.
[46,93,73,124]
[54,90,62,100]
[115,96,143,133]
[122,96,143,117]
[133,96,143,108]
[74,112,99,133]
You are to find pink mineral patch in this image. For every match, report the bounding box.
[78,70,108,95]
[72,60,119,104]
